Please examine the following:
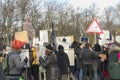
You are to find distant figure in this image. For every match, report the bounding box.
[23,16,35,45]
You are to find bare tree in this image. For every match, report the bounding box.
[103,6,117,41]
[0,0,17,45]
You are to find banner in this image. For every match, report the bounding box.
[39,30,48,44]
[65,48,75,66]
[99,30,114,45]
[15,31,28,42]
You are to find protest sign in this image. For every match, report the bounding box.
[15,31,28,42]
[39,30,48,44]
[65,48,75,66]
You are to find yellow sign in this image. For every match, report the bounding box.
[15,31,28,42]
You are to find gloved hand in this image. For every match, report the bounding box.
[24,57,28,63]
[39,57,45,66]
[39,57,42,63]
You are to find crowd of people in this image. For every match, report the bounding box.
[0,38,120,80]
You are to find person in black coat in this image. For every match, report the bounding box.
[94,43,104,80]
[82,43,94,80]
[57,45,70,80]
[76,43,83,80]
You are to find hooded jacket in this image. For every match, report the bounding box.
[108,46,120,79]
[57,49,70,74]
[6,48,26,78]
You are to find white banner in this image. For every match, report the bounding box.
[99,30,114,45]
[39,30,48,44]
[65,48,75,66]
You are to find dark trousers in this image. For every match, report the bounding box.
[97,69,104,80]
[32,65,39,80]
[83,64,93,80]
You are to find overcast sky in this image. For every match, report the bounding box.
[58,0,120,11]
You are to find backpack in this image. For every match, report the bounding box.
[2,53,15,75]
[82,49,92,60]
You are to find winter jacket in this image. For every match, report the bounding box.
[39,52,60,80]
[76,48,83,68]
[57,50,70,74]
[82,48,95,65]
[6,48,26,79]
[108,50,120,79]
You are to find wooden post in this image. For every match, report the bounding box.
[94,33,96,44]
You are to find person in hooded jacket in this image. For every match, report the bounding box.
[57,45,70,80]
[6,39,28,80]
[108,45,120,80]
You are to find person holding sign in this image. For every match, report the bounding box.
[39,44,60,80]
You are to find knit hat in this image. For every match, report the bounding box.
[62,38,66,42]
[58,45,64,50]
[94,43,101,52]
[46,44,53,51]
[12,39,26,50]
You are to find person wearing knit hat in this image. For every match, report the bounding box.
[45,44,53,51]
[57,45,70,80]
[39,44,60,80]
[5,39,28,80]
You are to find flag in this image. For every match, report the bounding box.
[51,22,57,47]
